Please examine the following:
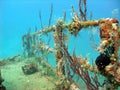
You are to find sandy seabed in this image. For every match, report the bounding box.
[1,62,56,90]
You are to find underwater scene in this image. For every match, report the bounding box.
[0,0,120,90]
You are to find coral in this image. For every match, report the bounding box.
[48,3,53,27]
[79,0,87,21]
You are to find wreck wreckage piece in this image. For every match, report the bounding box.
[54,20,65,77]
[22,17,120,89]
[60,18,120,89]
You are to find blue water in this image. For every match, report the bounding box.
[0,0,120,59]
